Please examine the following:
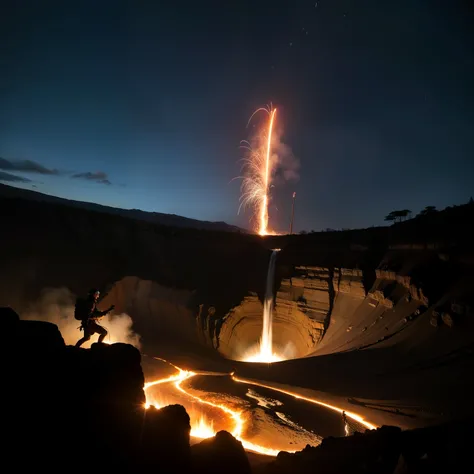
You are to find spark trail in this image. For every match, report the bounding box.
[237,106,277,236]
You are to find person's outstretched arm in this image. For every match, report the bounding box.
[93,305,115,318]
[100,305,115,316]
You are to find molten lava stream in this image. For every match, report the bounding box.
[145,371,225,438]
[143,359,281,456]
[144,358,377,457]
[146,381,229,439]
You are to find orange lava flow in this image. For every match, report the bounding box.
[144,359,378,457]
[144,359,280,456]
[231,374,377,431]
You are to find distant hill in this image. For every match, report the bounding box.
[0,183,247,233]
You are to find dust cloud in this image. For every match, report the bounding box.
[22,287,141,349]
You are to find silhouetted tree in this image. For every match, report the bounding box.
[400,209,412,220]
[384,209,412,224]
[416,206,437,217]
[384,212,397,223]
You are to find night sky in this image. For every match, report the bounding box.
[1,1,473,232]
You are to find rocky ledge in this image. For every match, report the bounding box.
[3,306,470,474]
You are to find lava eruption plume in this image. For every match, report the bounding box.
[237,105,277,236]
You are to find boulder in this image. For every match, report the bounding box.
[139,404,191,470]
[192,430,251,474]
[0,306,20,325]
[16,319,65,351]
[4,314,148,472]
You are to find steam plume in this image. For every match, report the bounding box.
[271,132,300,185]
[22,287,141,349]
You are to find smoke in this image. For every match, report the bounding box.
[250,120,300,186]
[22,287,141,349]
[271,134,300,185]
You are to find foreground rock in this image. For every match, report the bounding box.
[255,421,471,474]
[2,307,253,473]
[3,307,189,472]
[3,307,472,473]
[140,404,191,471]
[191,430,252,474]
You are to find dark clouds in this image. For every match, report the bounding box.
[72,171,111,185]
[0,157,59,175]
[0,157,112,186]
[0,171,32,183]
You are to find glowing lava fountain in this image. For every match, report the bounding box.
[237,106,277,236]
[244,249,282,363]
[260,107,277,236]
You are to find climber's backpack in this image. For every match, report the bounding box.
[74,297,90,321]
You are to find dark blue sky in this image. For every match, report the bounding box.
[1,1,473,232]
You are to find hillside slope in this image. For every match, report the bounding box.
[0,183,245,232]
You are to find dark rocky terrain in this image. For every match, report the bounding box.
[1,189,474,473]
[3,307,470,473]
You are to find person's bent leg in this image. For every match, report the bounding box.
[75,334,90,347]
[97,324,108,343]
[76,324,91,347]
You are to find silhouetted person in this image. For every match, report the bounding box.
[196,304,204,328]
[207,306,216,337]
[342,411,350,436]
[75,289,114,347]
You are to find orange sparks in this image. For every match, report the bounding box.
[237,105,277,236]
[260,108,277,236]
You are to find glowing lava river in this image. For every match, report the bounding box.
[143,356,377,457]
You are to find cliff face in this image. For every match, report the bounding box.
[216,245,473,360]
[229,246,474,428]
[217,263,396,359]
[101,276,198,347]
[2,194,473,369]
[0,196,270,335]
[2,194,474,424]
[217,266,339,359]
